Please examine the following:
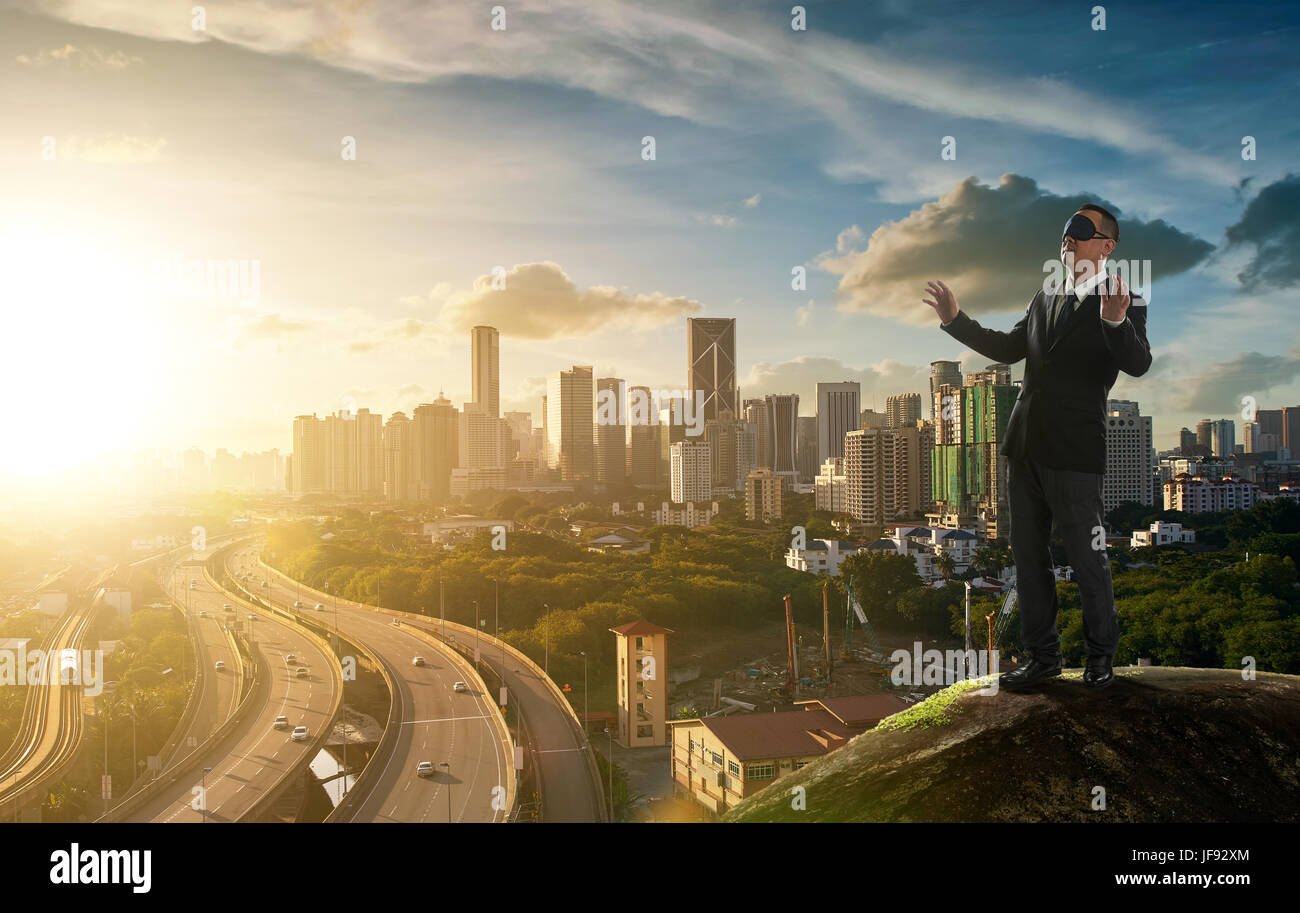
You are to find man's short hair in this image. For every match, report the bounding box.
[1079,203,1119,242]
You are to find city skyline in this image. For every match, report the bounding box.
[4,2,1299,484]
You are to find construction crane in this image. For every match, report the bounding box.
[782,594,798,698]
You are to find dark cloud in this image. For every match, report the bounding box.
[821,174,1215,326]
[1170,348,1300,414]
[1223,174,1300,291]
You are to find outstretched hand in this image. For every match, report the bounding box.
[922,280,959,324]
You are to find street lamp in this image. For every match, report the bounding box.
[201,767,212,822]
[543,603,549,675]
[579,650,588,739]
[603,726,614,822]
[440,762,451,822]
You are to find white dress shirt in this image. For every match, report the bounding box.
[1058,268,1125,327]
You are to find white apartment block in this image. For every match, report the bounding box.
[1130,521,1196,549]
[1104,400,1155,511]
[671,440,713,504]
[785,538,862,576]
[1163,472,1261,512]
[814,458,847,513]
[863,525,979,582]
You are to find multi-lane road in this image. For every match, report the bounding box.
[123,562,340,823]
[229,545,512,823]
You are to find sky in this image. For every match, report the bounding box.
[1,0,1298,480]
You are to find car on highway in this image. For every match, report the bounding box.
[416,761,435,777]
[315,603,324,611]
[285,654,296,664]
[295,667,309,678]
[223,603,232,611]
[198,610,208,617]
[293,601,302,608]
[248,613,256,620]
[390,620,400,627]
[189,581,197,589]
[290,726,308,741]
[214,660,226,671]
[272,715,288,730]
[262,581,269,588]
[452,681,468,693]
[412,656,425,666]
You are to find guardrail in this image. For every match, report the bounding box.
[256,557,604,823]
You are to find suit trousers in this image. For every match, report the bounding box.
[1006,454,1118,661]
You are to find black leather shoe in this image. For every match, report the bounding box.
[1083,655,1114,689]
[1000,656,1062,690]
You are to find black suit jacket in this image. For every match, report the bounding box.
[940,283,1151,474]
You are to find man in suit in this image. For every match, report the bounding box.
[921,204,1151,690]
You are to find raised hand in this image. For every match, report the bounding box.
[922,280,959,324]
[1099,273,1131,323]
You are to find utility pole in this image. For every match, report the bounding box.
[822,580,832,682]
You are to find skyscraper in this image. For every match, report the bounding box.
[886,393,922,429]
[383,411,412,500]
[1104,400,1155,511]
[766,393,799,478]
[292,414,326,493]
[816,381,861,466]
[626,385,660,486]
[796,415,818,484]
[411,394,459,501]
[595,377,628,484]
[546,366,595,480]
[671,440,712,503]
[687,317,738,422]
[929,361,962,420]
[471,325,500,419]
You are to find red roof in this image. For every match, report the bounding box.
[795,695,910,727]
[698,709,858,761]
[609,620,674,636]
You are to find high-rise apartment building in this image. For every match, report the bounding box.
[745,468,784,522]
[929,361,962,420]
[626,385,660,486]
[596,377,628,484]
[1104,400,1155,511]
[796,416,819,483]
[670,440,712,503]
[886,393,922,429]
[292,414,326,493]
[411,394,459,501]
[383,411,412,500]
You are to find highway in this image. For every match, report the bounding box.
[248,555,602,822]
[229,546,511,823]
[123,564,340,823]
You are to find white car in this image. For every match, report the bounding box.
[290,726,308,741]
[285,654,297,664]
[198,610,208,618]
[452,681,467,693]
[295,667,309,678]
[293,601,303,608]
[390,620,400,627]
[416,761,435,777]
[189,581,197,589]
[314,603,324,611]
[214,660,226,671]
[412,656,425,667]
[272,715,288,730]
[223,603,232,611]
[262,581,269,588]
[247,613,257,620]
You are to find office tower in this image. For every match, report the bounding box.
[1103,401,1156,511]
[627,385,660,486]
[292,414,326,493]
[796,416,818,483]
[1179,427,1197,454]
[411,394,459,502]
[546,366,595,480]
[861,408,889,431]
[745,468,784,522]
[687,317,737,422]
[1283,406,1300,454]
[886,392,922,429]
[504,411,533,459]
[766,393,799,477]
[671,440,712,503]
[471,325,500,419]
[383,412,412,500]
[735,419,758,491]
[596,377,628,484]
[929,361,962,419]
[743,398,770,470]
[1209,419,1235,458]
[817,381,861,466]
[704,412,738,490]
[657,394,688,482]
[357,408,384,495]
[1196,419,1213,451]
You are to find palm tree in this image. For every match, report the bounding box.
[936,552,956,582]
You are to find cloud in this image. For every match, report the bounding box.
[235,313,310,345]
[1222,174,1300,292]
[820,173,1215,326]
[436,261,701,339]
[743,193,761,208]
[795,300,815,327]
[1166,347,1300,415]
[697,213,737,229]
[15,43,143,70]
[62,133,167,163]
